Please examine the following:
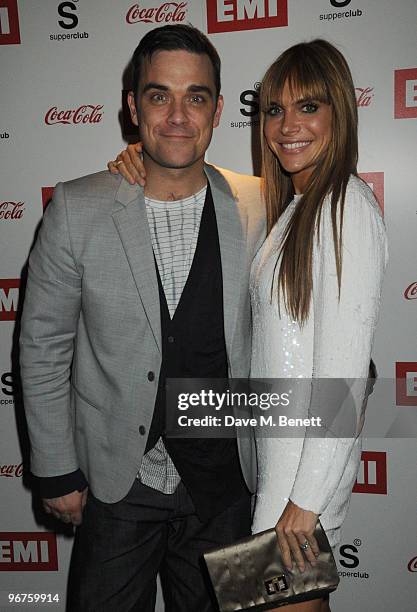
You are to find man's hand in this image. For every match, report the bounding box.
[275,500,320,572]
[43,488,88,526]
[108,142,146,186]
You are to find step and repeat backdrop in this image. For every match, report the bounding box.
[1,0,416,610]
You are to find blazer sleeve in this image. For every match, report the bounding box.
[20,182,83,480]
[289,181,388,515]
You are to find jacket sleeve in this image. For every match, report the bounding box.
[20,182,83,481]
[290,182,388,514]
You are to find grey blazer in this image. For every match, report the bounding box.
[20,164,265,502]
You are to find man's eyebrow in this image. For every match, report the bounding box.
[187,84,214,96]
[141,83,214,96]
[142,82,169,94]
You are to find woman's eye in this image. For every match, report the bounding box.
[266,105,282,116]
[302,103,318,113]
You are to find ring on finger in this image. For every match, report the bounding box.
[300,540,309,551]
[115,160,124,166]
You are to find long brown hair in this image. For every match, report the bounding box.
[260,39,358,324]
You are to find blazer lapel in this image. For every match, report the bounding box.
[112,179,161,353]
[205,164,247,363]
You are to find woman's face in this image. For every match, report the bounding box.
[263,80,332,194]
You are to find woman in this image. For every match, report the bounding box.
[109,39,387,611]
[248,39,387,611]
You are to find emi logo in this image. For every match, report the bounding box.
[0,532,58,571]
[0,279,19,321]
[358,172,384,214]
[0,0,20,45]
[394,68,417,119]
[206,0,288,33]
[58,0,79,29]
[396,362,417,406]
[352,451,387,495]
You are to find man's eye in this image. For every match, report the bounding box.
[150,93,167,103]
[302,103,318,113]
[266,105,282,116]
[189,95,205,104]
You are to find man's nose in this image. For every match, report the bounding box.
[167,99,188,125]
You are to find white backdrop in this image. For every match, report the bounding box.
[1,0,416,610]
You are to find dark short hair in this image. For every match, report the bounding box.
[131,24,221,102]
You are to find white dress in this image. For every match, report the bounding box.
[249,176,388,547]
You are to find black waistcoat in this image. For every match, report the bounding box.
[146,185,248,521]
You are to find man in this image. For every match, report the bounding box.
[20,24,264,611]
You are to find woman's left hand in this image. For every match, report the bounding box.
[275,500,320,572]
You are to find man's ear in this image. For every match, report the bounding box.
[127,91,139,126]
[213,94,224,128]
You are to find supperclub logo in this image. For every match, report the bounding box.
[126,2,187,25]
[352,451,387,494]
[396,362,417,406]
[1,371,15,405]
[0,200,25,220]
[0,533,58,571]
[1,131,10,140]
[408,556,417,572]
[44,104,103,126]
[338,538,370,580]
[0,279,19,322]
[319,0,363,22]
[206,0,288,34]
[0,463,23,478]
[0,0,21,45]
[50,0,89,42]
[404,282,417,300]
[358,172,384,214]
[395,68,417,119]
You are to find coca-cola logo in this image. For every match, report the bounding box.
[356,87,374,107]
[404,282,417,300]
[0,201,24,220]
[44,105,103,126]
[408,556,417,572]
[0,463,23,478]
[126,2,187,24]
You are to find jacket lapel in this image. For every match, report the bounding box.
[204,164,247,364]
[112,178,161,353]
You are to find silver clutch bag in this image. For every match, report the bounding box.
[203,521,339,611]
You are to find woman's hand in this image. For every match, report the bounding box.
[275,500,320,572]
[107,142,146,186]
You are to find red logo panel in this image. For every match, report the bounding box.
[396,362,417,406]
[207,0,288,33]
[0,0,20,45]
[0,279,19,321]
[41,187,54,211]
[0,533,58,571]
[394,68,417,119]
[352,451,387,494]
[359,172,384,214]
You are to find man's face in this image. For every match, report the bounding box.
[128,50,223,171]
